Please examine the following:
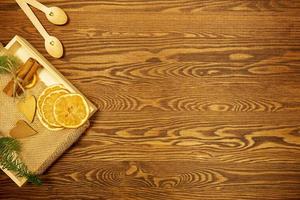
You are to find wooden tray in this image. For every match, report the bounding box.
[1,35,97,186]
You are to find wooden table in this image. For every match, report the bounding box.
[1,1,300,199]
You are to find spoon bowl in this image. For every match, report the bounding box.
[46,7,68,25]
[45,36,63,58]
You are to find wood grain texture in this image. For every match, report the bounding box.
[1,0,300,199]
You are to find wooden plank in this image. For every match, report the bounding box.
[0,0,300,199]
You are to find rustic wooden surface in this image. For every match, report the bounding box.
[1,0,300,199]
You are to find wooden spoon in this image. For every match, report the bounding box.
[24,0,68,25]
[16,0,64,58]
[46,7,68,25]
[45,36,64,58]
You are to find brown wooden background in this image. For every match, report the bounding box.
[1,0,300,199]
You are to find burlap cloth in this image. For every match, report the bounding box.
[0,74,89,175]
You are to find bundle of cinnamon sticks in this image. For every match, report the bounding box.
[3,58,41,97]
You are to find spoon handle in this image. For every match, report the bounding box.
[26,0,49,14]
[16,0,49,39]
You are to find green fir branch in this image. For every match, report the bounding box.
[0,56,19,74]
[0,137,42,185]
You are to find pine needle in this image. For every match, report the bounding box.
[0,137,42,185]
[0,56,19,74]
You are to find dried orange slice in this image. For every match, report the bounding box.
[37,85,66,116]
[41,90,69,127]
[53,94,89,128]
[25,73,38,89]
[37,112,63,131]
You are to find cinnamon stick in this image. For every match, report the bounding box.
[3,58,34,97]
[17,58,35,78]
[16,61,41,94]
